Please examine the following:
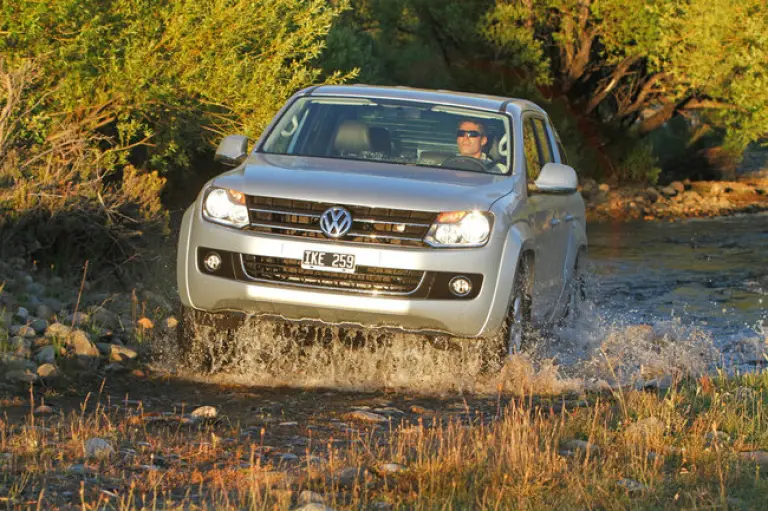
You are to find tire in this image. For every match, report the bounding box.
[489,255,534,358]
[177,305,245,374]
[560,254,585,326]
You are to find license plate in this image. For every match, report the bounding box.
[301,250,356,274]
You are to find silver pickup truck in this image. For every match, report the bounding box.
[176,85,586,364]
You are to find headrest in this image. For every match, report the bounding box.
[333,120,370,154]
[368,126,391,156]
[488,133,509,162]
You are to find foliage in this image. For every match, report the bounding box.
[0,0,347,268]
[481,0,768,175]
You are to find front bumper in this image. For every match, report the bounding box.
[178,207,512,337]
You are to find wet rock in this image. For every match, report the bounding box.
[346,410,389,423]
[36,363,60,379]
[35,304,55,321]
[85,438,114,459]
[738,451,768,467]
[190,406,218,419]
[68,330,99,357]
[35,345,56,364]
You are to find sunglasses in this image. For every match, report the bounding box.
[456,129,482,139]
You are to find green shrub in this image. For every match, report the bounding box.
[0,0,350,271]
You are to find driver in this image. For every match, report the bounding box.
[456,119,490,161]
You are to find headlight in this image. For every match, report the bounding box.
[424,210,492,247]
[202,187,249,228]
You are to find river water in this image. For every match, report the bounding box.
[586,213,767,341]
[576,213,767,376]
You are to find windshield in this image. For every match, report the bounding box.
[261,97,512,174]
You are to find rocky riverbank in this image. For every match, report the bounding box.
[0,257,175,390]
[583,177,768,222]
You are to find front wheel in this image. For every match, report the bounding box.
[560,254,586,326]
[489,257,534,358]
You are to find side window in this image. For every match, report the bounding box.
[532,118,554,165]
[522,119,542,180]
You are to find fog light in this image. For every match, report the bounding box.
[204,252,222,272]
[449,276,472,297]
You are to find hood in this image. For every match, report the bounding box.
[211,153,513,212]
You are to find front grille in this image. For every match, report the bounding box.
[246,196,436,247]
[241,254,425,295]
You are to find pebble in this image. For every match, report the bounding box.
[377,462,406,475]
[64,312,89,326]
[617,478,647,493]
[190,406,218,419]
[15,306,30,321]
[45,323,72,339]
[36,363,60,379]
[562,439,599,455]
[346,410,389,423]
[35,304,55,321]
[69,330,100,357]
[85,438,114,459]
[29,319,48,334]
[35,405,54,415]
[68,464,93,476]
[10,325,36,338]
[35,345,56,364]
[298,490,326,505]
[293,504,336,511]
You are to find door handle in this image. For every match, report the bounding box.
[550,218,561,226]
[565,214,575,222]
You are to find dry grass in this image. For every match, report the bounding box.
[0,370,766,510]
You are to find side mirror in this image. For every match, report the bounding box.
[534,163,578,194]
[214,135,249,166]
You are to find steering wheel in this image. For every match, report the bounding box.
[440,155,487,172]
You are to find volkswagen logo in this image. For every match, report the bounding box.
[319,206,353,238]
